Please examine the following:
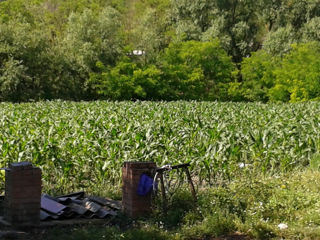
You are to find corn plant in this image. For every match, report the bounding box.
[0,101,320,193]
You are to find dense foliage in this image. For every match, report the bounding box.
[0,0,320,102]
[239,42,320,102]
[89,40,235,100]
[1,101,320,193]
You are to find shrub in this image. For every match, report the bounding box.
[161,40,235,100]
[240,50,278,102]
[270,42,320,102]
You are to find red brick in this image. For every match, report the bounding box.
[6,202,40,210]
[4,162,41,226]
[6,189,41,199]
[122,162,156,218]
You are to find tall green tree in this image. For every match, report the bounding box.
[260,0,320,55]
[130,7,173,64]
[56,7,123,99]
[0,20,52,101]
[170,0,264,63]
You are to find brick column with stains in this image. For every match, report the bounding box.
[4,162,41,227]
[122,162,156,218]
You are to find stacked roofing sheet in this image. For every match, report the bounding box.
[40,192,121,221]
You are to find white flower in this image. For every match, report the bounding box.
[278,223,288,230]
[239,163,245,168]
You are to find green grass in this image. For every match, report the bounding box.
[23,169,320,240]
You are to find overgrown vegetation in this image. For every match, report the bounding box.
[22,170,320,240]
[1,0,320,102]
[1,100,320,238]
[1,1,320,238]
[1,101,320,194]
[89,40,235,100]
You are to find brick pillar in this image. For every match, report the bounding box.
[4,162,41,227]
[122,162,156,218]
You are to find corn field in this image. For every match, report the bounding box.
[1,101,320,193]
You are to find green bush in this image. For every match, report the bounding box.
[161,40,235,100]
[90,40,235,100]
[238,42,320,103]
[269,42,320,102]
[89,57,161,100]
[239,50,278,102]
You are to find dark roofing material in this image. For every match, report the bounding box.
[41,195,67,215]
[40,192,121,221]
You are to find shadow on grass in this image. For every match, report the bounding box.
[28,225,169,240]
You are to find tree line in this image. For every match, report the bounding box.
[0,0,320,102]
